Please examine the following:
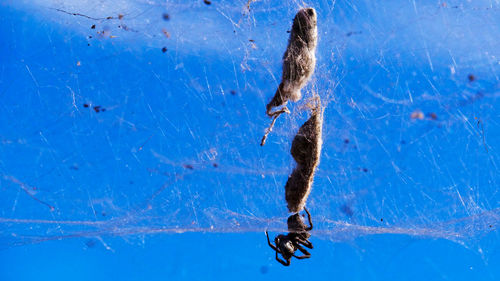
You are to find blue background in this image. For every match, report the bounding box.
[0,0,499,280]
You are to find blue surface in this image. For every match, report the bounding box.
[0,0,499,280]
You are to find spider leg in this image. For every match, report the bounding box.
[265,231,280,253]
[303,207,313,231]
[275,252,291,266]
[292,243,311,259]
[296,237,313,249]
[293,253,311,260]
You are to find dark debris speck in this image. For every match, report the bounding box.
[162,13,170,21]
[183,164,194,170]
[346,31,362,37]
[93,105,106,113]
[85,239,96,248]
[203,0,212,5]
[468,74,476,82]
[230,90,237,96]
[91,24,96,29]
[340,204,354,217]
[83,103,89,108]
[162,47,168,53]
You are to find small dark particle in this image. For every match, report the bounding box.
[213,163,218,168]
[83,103,89,108]
[286,30,291,33]
[362,168,368,172]
[468,74,476,82]
[380,218,384,222]
[490,225,492,228]
[203,0,212,5]
[249,39,255,42]
[183,164,194,170]
[106,16,113,19]
[102,212,106,216]
[93,105,105,113]
[162,29,171,38]
[230,90,237,96]
[428,112,438,120]
[340,204,354,217]
[162,47,167,53]
[88,35,93,39]
[87,43,90,46]
[91,24,96,29]
[344,138,350,144]
[121,25,134,32]
[260,266,269,274]
[346,31,362,37]
[85,239,96,248]
[162,13,170,21]
[118,14,124,20]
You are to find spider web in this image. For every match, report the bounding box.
[0,0,498,258]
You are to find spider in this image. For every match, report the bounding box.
[266,207,313,266]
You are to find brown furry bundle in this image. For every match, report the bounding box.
[260,8,318,146]
[266,8,318,116]
[285,98,323,213]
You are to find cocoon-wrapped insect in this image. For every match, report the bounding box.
[266,7,318,116]
[285,99,323,213]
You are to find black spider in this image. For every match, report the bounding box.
[266,207,313,266]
